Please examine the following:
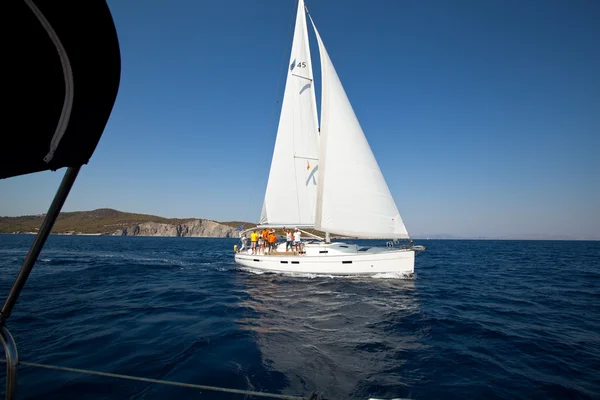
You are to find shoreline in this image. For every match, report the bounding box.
[0,232,597,241]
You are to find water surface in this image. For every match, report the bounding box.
[0,235,598,399]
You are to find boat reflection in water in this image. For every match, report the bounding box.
[235,272,423,399]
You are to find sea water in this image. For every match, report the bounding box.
[0,235,598,399]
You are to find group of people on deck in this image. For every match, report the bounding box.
[240,228,303,255]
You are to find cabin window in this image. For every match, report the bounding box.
[280,261,288,264]
[339,245,348,248]
[291,261,300,264]
[342,261,352,264]
[253,259,260,262]
[319,250,328,254]
[358,247,370,252]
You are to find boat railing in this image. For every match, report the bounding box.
[0,327,17,398]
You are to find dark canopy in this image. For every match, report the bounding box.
[1,0,121,179]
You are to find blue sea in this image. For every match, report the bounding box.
[0,235,599,399]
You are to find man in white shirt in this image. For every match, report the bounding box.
[240,233,248,252]
[293,228,302,254]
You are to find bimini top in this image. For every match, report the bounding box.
[1,0,121,179]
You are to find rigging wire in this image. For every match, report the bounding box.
[1,359,325,400]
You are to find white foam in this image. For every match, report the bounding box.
[237,267,415,280]
[371,272,415,280]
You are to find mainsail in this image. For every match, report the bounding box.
[260,0,319,226]
[309,16,410,239]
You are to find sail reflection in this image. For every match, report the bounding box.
[235,273,423,399]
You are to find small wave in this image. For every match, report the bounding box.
[283,273,324,279]
[39,258,80,266]
[372,272,415,280]
[97,253,195,267]
[238,267,270,275]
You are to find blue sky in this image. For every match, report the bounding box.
[1,0,598,239]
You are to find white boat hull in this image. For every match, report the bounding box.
[234,242,414,275]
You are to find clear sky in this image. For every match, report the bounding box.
[1,0,599,239]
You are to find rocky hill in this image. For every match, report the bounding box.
[0,209,255,238]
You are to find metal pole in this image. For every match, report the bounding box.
[0,166,81,326]
[1,327,18,400]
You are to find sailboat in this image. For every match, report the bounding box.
[234,0,424,275]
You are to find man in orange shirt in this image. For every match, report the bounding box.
[267,229,277,253]
[261,228,269,254]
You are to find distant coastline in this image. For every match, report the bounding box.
[1,233,596,241]
[1,232,596,241]
[0,209,596,240]
[0,209,253,238]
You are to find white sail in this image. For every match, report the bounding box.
[260,0,320,226]
[310,18,409,239]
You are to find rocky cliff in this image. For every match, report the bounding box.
[112,219,241,238]
[0,209,251,237]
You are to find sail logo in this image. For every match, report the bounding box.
[290,59,307,71]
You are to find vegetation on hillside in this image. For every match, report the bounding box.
[220,221,258,231]
[0,209,251,235]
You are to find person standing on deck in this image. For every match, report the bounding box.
[293,228,302,254]
[285,230,293,252]
[258,235,264,254]
[240,233,248,252]
[268,229,277,252]
[261,228,269,254]
[250,231,259,254]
